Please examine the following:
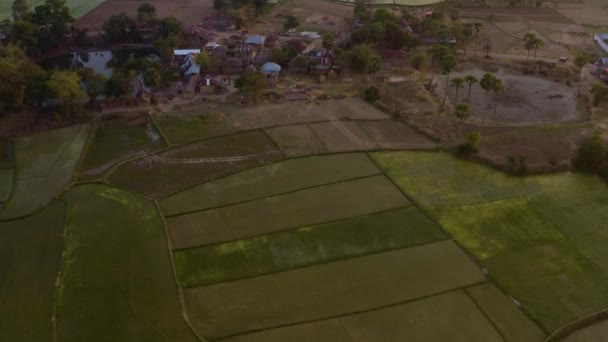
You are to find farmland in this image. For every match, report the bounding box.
[1,104,608,340]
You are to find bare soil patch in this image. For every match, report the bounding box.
[75,0,213,31]
[265,124,326,156]
[254,0,352,34]
[310,121,378,152]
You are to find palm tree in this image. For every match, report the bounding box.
[464,75,478,101]
[479,73,496,125]
[524,33,543,63]
[574,52,590,97]
[473,22,483,57]
[491,78,504,123]
[441,53,457,107]
[428,44,450,89]
[450,77,465,103]
[462,23,473,56]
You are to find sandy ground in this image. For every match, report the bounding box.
[436,67,579,125]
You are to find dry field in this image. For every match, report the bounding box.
[254,0,353,34]
[75,0,213,31]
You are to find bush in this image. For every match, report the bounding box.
[364,86,380,103]
[458,131,481,154]
[574,135,607,173]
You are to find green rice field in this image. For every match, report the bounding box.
[2,119,608,341]
[0,0,105,21]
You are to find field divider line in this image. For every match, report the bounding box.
[148,112,173,147]
[213,285,488,341]
[163,173,386,218]
[463,287,509,342]
[72,123,97,183]
[153,200,209,342]
[179,235,450,288]
[51,199,69,342]
[172,202,414,252]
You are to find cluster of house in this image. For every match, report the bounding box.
[170,31,337,92]
[594,57,608,82]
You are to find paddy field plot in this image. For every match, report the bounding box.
[467,283,546,342]
[155,110,237,146]
[79,118,167,180]
[264,124,326,157]
[224,291,503,342]
[358,120,437,150]
[0,169,14,203]
[372,151,608,332]
[56,184,197,342]
[174,206,446,287]
[108,130,283,198]
[0,201,65,342]
[563,319,608,342]
[167,175,409,248]
[0,124,89,219]
[309,121,378,152]
[183,241,486,339]
[161,153,380,215]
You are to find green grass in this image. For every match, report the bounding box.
[372,151,608,333]
[0,201,66,341]
[155,112,237,146]
[184,241,486,339]
[0,169,14,202]
[79,119,167,180]
[484,243,608,332]
[174,207,445,287]
[1,124,90,219]
[108,130,284,198]
[56,184,198,342]
[161,153,380,215]
[167,175,410,248]
[467,283,546,341]
[0,140,14,170]
[371,151,540,207]
[430,198,566,261]
[225,291,503,342]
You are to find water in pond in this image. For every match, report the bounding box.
[42,49,160,77]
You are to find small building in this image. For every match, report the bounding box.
[261,62,281,83]
[594,58,608,82]
[245,35,266,48]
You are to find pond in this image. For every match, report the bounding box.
[42,49,161,77]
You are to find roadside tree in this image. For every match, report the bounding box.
[450,77,464,103]
[464,74,477,101]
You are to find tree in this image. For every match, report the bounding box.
[80,68,107,103]
[105,70,134,100]
[466,131,481,152]
[364,86,380,103]
[196,51,213,73]
[574,51,589,97]
[384,21,409,50]
[590,82,608,106]
[479,73,496,125]
[214,0,227,10]
[348,44,381,73]
[284,15,299,30]
[473,22,483,57]
[12,0,30,21]
[322,32,334,50]
[10,21,39,57]
[574,135,607,174]
[0,44,47,110]
[47,70,87,119]
[454,103,470,122]
[156,17,182,39]
[32,0,74,50]
[440,53,456,107]
[491,77,504,123]
[103,13,141,43]
[524,33,543,63]
[464,75,477,101]
[428,44,450,88]
[450,77,464,103]
[143,67,160,101]
[462,23,473,56]
[411,52,428,71]
[235,71,265,101]
[137,3,157,26]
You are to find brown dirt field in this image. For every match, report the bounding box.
[380,81,438,116]
[358,120,438,150]
[254,0,353,34]
[75,0,213,31]
[107,130,284,198]
[309,121,378,152]
[264,124,326,156]
[556,0,608,28]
